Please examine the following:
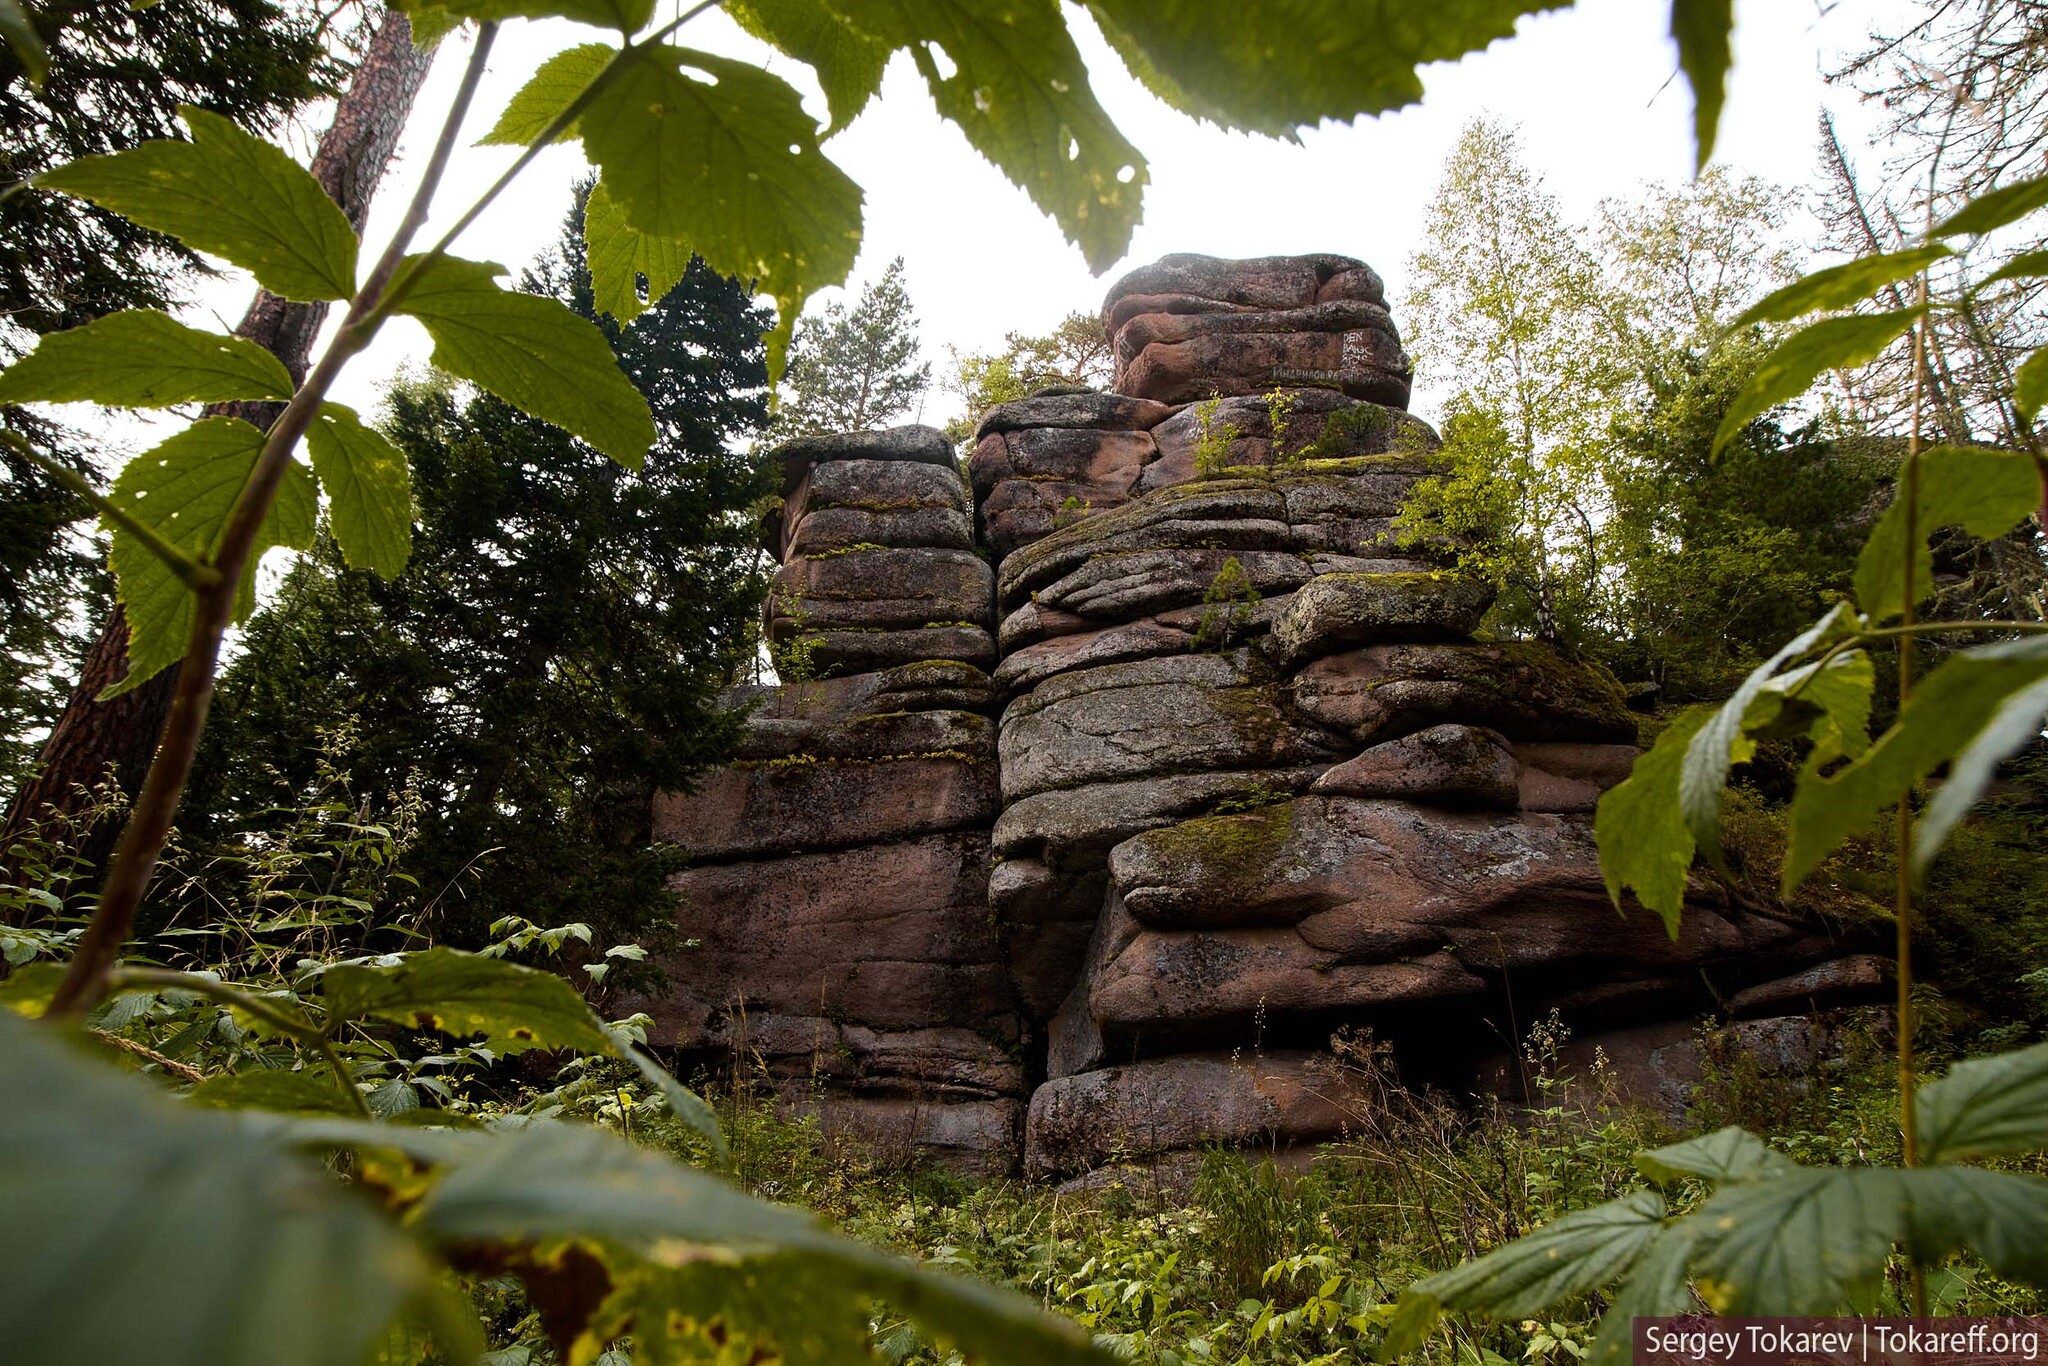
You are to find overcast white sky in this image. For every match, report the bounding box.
[170,0,1897,447]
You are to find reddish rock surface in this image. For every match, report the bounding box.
[643,257,1863,1178]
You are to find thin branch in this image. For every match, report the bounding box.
[2,432,223,591]
[106,966,371,1119]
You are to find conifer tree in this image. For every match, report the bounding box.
[773,256,931,436]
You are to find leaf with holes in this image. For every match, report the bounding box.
[1917,1039,2048,1164]
[40,106,357,302]
[0,311,293,408]
[321,947,617,1056]
[1785,636,2048,892]
[577,45,864,377]
[1735,245,1951,326]
[387,253,654,466]
[0,1011,461,1366]
[729,0,890,134]
[1082,1,1568,142]
[1713,310,1920,453]
[1855,445,2040,623]
[477,43,614,146]
[103,418,316,696]
[1594,707,1710,931]
[583,180,693,324]
[307,402,412,579]
[836,0,1144,274]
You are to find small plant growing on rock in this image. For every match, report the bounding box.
[1193,556,1261,650]
[1192,394,1244,477]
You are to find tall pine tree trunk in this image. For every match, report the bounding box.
[1,8,434,895]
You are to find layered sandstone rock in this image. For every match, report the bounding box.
[644,254,1865,1179]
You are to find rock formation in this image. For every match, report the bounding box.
[631,253,1881,1178]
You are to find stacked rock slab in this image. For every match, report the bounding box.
[634,425,1022,1171]
[646,254,1874,1181]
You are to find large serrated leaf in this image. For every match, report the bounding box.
[729,0,890,135]
[103,418,317,696]
[1681,604,1856,870]
[584,180,693,324]
[0,311,294,407]
[1582,1223,1700,1366]
[1669,0,1732,170]
[1855,445,2041,623]
[1735,245,1951,326]
[476,42,614,147]
[1898,1166,2048,1288]
[40,106,358,302]
[1713,310,1921,453]
[387,253,654,466]
[1594,707,1711,930]
[1688,1168,1901,1313]
[1393,1189,1667,1336]
[0,1011,449,1366]
[322,947,618,1056]
[1636,1125,1800,1186]
[307,402,413,579]
[578,45,864,378]
[1083,1,1567,142]
[1785,636,2048,892]
[841,0,1143,275]
[1916,1040,2048,1164]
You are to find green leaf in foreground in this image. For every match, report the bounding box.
[1635,1125,1799,1186]
[1378,1190,1666,1358]
[1734,245,1950,326]
[1913,671,2048,873]
[578,44,863,377]
[307,401,413,579]
[1713,309,1920,453]
[1785,636,2048,892]
[583,180,692,324]
[1084,1,1568,142]
[1669,0,1733,170]
[1594,706,1711,930]
[321,946,618,1056]
[850,1,1144,274]
[0,1011,450,1366]
[103,418,317,696]
[0,311,293,408]
[476,42,613,147]
[1917,1039,2048,1164]
[1681,605,1856,871]
[1935,172,2048,238]
[2015,344,2048,420]
[1854,445,2041,622]
[1,0,48,87]
[393,0,651,34]
[387,253,654,466]
[40,105,358,302]
[729,0,890,135]
[185,1069,360,1115]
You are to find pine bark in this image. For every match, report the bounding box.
[1,8,434,893]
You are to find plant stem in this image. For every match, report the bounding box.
[1899,276,1926,1319]
[45,24,500,1021]
[4,433,222,590]
[106,966,372,1119]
